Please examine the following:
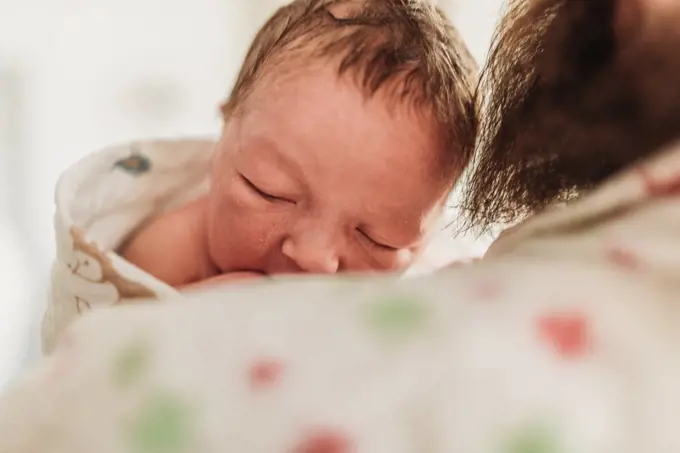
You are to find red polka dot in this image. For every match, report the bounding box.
[605,246,641,271]
[249,359,284,389]
[537,313,590,359]
[294,431,353,453]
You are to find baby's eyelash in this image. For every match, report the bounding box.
[240,175,281,201]
[357,229,398,251]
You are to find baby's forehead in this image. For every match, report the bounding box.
[252,61,443,135]
[250,45,435,112]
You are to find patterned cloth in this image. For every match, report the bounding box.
[5,142,680,452]
[44,139,213,353]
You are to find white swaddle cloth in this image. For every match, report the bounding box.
[44,139,216,353]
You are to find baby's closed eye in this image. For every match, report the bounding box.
[356,228,399,251]
[239,174,295,204]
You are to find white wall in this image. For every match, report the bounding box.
[0,0,503,389]
[443,0,504,63]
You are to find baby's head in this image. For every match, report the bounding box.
[207,0,477,275]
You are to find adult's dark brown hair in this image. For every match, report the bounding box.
[461,0,680,233]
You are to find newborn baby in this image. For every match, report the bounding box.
[120,0,478,288]
[44,0,477,352]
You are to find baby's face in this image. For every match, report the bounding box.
[207,64,453,275]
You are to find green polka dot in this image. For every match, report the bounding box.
[505,425,559,453]
[127,393,193,453]
[113,341,151,389]
[366,294,428,339]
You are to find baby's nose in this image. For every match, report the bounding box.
[281,235,340,274]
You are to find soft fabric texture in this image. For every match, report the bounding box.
[44,139,213,353]
[4,140,680,451]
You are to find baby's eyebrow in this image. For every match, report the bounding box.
[248,136,306,180]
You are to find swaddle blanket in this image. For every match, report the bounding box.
[44,139,215,353]
[3,140,680,452]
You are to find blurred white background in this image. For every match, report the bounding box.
[0,0,504,389]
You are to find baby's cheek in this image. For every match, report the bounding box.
[214,179,254,211]
[207,192,290,270]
